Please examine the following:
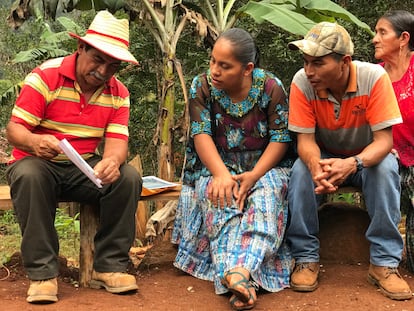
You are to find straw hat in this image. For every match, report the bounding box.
[70,10,138,64]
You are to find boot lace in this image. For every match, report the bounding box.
[385,267,402,279]
[295,262,318,272]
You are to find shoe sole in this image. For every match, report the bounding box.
[89,279,138,294]
[27,294,58,303]
[290,280,318,292]
[367,274,413,300]
[230,295,256,311]
[221,272,252,303]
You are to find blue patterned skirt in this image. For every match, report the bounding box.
[171,167,292,294]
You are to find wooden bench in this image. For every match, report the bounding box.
[0,185,363,211]
[0,184,181,287]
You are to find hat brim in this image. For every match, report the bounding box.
[70,32,138,65]
[288,39,332,57]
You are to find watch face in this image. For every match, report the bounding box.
[354,156,363,170]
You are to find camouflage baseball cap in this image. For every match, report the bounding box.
[288,22,354,57]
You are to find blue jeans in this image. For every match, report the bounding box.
[286,153,403,267]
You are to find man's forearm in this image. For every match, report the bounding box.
[102,137,129,166]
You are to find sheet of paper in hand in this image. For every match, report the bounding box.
[58,138,103,188]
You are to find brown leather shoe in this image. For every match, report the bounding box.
[90,271,138,293]
[290,262,319,292]
[26,277,58,303]
[368,264,412,300]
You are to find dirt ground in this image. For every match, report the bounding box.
[1,206,414,311]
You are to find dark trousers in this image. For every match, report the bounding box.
[6,156,142,280]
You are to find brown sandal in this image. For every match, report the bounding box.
[221,271,252,303]
[228,282,257,311]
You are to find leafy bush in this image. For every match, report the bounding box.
[0,207,81,267]
[0,210,20,266]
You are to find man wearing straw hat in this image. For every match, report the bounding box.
[286,22,412,300]
[5,11,141,303]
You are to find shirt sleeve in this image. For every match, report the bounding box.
[264,75,292,143]
[189,74,213,137]
[288,70,317,134]
[10,70,47,130]
[366,72,402,131]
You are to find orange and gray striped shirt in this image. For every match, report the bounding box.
[9,52,130,163]
[288,61,402,156]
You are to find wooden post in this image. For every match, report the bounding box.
[128,155,149,242]
[79,203,99,287]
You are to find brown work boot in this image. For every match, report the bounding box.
[90,271,138,293]
[26,277,58,303]
[290,262,320,292]
[368,264,412,300]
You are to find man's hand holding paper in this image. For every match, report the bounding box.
[58,139,102,188]
[93,157,121,185]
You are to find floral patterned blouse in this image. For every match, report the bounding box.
[182,68,294,186]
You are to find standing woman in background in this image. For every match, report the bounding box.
[171,28,294,310]
[373,10,414,272]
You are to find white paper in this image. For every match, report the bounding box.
[58,139,102,188]
[142,176,179,190]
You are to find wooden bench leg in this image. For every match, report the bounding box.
[79,204,98,287]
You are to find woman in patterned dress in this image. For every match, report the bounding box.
[373,10,414,273]
[171,28,295,310]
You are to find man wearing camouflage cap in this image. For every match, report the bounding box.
[286,22,412,300]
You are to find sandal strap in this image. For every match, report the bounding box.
[221,271,252,303]
[223,271,250,287]
[248,280,259,291]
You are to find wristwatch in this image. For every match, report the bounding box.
[353,156,364,171]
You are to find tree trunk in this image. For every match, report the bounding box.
[157,56,175,181]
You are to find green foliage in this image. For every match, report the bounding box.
[0,8,86,107]
[0,82,18,126]
[240,0,373,36]
[330,192,356,205]
[54,208,80,263]
[119,20,162,175]
[0,210,19,230]
[0,80,12,94]
[12,15,82,63]
[0,208,81,266]
[241,18,302,90]
[74,0,126,12]
[0,8,43,86]
[54,209,80,239]
[0,210,21,266]
[14,47,69,63]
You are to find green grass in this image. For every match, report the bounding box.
[0,211,20,266]
[0,207,80,267]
